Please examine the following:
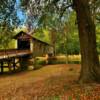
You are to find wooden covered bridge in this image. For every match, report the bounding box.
[0,31,53,73]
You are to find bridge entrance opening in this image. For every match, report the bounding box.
[18,39,30,50]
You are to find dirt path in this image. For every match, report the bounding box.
[0,64,99,100]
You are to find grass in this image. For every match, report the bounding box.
[36,55,81,65]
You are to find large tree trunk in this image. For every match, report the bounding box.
[73,0,100,83]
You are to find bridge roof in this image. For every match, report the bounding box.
[13,31,52,46]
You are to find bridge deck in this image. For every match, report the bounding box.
[0,49,32,60]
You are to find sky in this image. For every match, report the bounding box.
[16,0,26,24]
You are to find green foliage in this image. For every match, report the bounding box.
[33,28,50,43]
[0,27,16,49]
[96,25,100,54]
[34,59,46,70]
[0,0,20,50]
[56,11,80,55]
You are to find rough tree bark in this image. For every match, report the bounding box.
[73,0,100,83]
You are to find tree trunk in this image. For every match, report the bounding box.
[73,0,100,83]
[50,29,57,56]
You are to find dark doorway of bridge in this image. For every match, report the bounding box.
[18,39,30,50]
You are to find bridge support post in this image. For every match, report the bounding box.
[12,58,16,71]
[0,61,4,74]
[8,59,12,72]
[20,55,31,71]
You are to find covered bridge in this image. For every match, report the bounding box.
[13,31,54,57]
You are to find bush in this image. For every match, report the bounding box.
[33,59,46,70]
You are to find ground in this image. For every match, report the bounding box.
[0,64,100,100]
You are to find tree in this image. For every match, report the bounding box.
[0,0,20,49]
[73,0,100,83]
[21,0,100,83]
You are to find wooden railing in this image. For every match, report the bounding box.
[0,49,32,60]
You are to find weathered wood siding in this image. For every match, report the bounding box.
[31,39,53,57]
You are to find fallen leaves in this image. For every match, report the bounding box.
[0,64,99,100]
